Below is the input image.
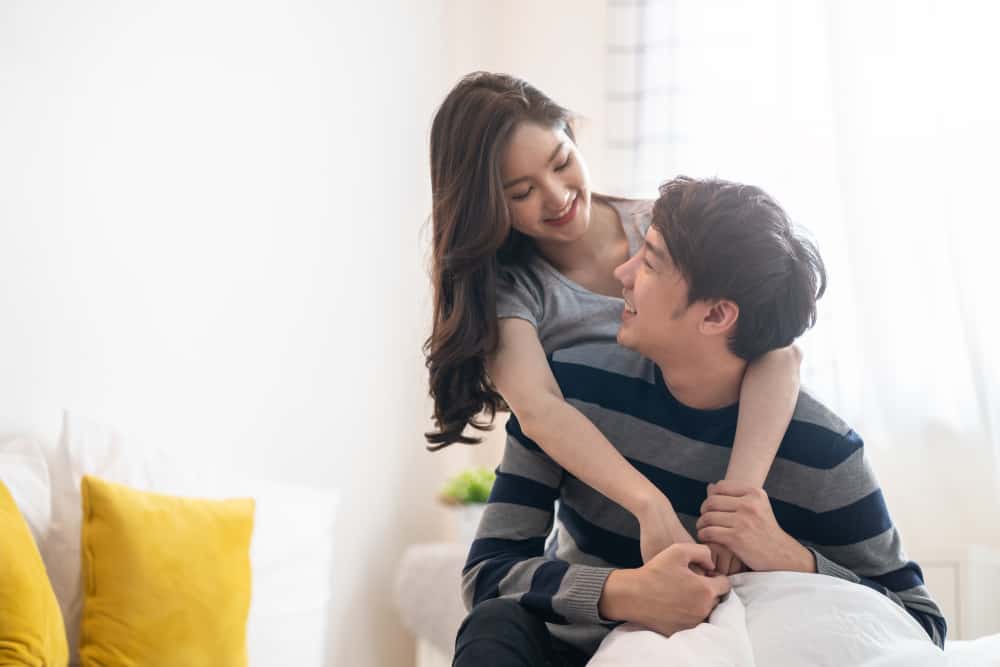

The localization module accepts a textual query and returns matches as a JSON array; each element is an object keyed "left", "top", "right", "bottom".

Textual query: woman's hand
[
  {"left": 707, "top": 543, "right": 746, "bottom": 575},
  {"left": 696, "top": 481, "right": 814, "bottom": 573},
  {"left": 636, "top": 493, "right": 695, "bottom": 564}
]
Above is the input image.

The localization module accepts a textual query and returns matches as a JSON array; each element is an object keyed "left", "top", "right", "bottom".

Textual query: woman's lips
[{"left": 543, "top": 195, "right": 578, "bottom": 227}]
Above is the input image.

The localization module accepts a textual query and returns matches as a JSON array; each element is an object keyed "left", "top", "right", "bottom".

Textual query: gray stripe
[
  {"left": 809, "top": 528, "right": 904, "bottom": 572},
  {"left": 562, "top": 476, "right": 638, "bottom": 539},
  {"left": 497, "top": 559, "right": 546, "bottom": 599},
  {"left": 568, "top": 400, "right": 878, "bottom": 513},
  {"left": 551, "top": 344, "right": 654, "bottom": 382},
  {"left": 461, "top": 560, "right": 486, "bottom": 609},
  {"left": 555, "top": 566, "right": 614, "bottom": 625},
  {"left": 498, "top": 435, "right": 563, "bottom": 489},
  {"left": 476, "top": 502, "right": 553, "bottom": 541},
  {"left": 550, "top": 349, "right": 851, "bottom": 442},
  {"left": 553, "top": 522, "right": 617, "bottom": 568},
  {"left": 897, "top": 590, "right": 944, "bottom": 618},
  {"left": 794, "top": 390, "right": 852, "bottom": 436}
]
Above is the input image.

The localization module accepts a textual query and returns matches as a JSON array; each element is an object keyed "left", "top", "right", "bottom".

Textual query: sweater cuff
[
  {"left": 808, "top": 547, "right": 860, "bottom": 584},
  {"left": 560, "top": 566, "right": 616, "bottom": 625}
]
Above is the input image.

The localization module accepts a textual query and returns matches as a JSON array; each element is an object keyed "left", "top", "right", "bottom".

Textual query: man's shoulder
[
  {"left": 780, "top": 389, "right": 866, "bottom": 471},
  {"left": 792, "top": 388, "right": 854, "bottom": 439}
]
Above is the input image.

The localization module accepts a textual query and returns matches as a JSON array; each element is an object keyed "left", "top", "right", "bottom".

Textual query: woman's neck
[{"left": 536, "top": 197, "right": 627, "bottom": 278}]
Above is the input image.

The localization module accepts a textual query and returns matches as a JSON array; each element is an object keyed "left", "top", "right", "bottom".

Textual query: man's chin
[{"left": 616, "top": 327, "right": 638, "bottom": 351}]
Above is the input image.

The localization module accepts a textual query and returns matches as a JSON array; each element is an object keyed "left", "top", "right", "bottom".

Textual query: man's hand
[
  {"left": 599, "top": 543, "right": 732, "bottom": 638},
  {"left": 636, "top": 494, "right": 695, "bottom": 564},
  {"left": 707, "top": 543, "right": 745, "bottom": 576},
  {"left": 696, "top": 481, "right": 815, "bottom": 573}
]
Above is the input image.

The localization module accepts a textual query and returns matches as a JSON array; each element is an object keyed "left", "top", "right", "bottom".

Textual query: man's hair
[{"left": 651, "top": 176, "right": 827, "bottom": 360}]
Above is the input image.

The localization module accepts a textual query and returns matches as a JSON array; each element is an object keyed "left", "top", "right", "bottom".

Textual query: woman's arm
[
  {"left": 489, "top": 318, "right": 691, "bottom": 561},
  {"left": 707, "top": 344, "right": 802, "bottom": 574},
  {"left": 727, "top": 344, "right": 803, "bottom": 485}
]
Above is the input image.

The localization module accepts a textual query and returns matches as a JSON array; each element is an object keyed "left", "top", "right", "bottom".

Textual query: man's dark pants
[{"left": 453, "top": 599, "right": 592, "bottom": 667}]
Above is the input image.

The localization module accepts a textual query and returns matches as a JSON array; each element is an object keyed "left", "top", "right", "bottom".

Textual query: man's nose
[{"left": 614, "top": 254, "right": 636, "bottom": 288}]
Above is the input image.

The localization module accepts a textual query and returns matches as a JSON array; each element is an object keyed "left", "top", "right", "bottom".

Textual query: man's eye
[
  {"left": 512, "top": 188, "right": 532, "bottom": 201},
  {"left": 554, "top": 155, "right": 572, "bottom": 172}
]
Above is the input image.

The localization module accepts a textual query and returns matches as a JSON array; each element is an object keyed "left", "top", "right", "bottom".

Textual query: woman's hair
[{"left": 424, "top": 72, "right": 575, "bottom": 450}]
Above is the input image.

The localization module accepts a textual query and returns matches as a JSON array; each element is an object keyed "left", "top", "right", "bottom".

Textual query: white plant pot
[{"left": 455, "top": 503, "right": 487, "bottom": 544}]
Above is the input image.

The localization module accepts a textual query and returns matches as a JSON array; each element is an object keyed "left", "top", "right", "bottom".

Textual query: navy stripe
[
  {"left": 558, "top": 503, "right": 642, "bottom": 568},
  {"left": 867, "top": 562, "right": 925, "bottom": 592},
  {"left": 464, "top": 536, "right": 546, "bottom": 574},
  {"left": 472, "top": 556, "right": 520, "bottom": 606},
  {"left": 520, "top": 560, "right": 570, "bottom": 624},
  {"left": 908, "top": 607, "right": 947, "bottom": 646},
  {"left": 489, "top": 471, "right": 558, "bottom": 511},
  {"left": 857, "top": 576, "right": 889, "bottom": 596},
  {"left": 506, "top": 415, "right": 542, "bottom": 452},
  {"left": 630, "top": 459, "right": 711, "bottom": 517},
  {"left": 550, "top": 360, "right": 862, "bottom": 469},
  {"left": 772, "top": 489, "right": 894, "bottom": 546},
  {"left": 632, "top": 458, "right": 892, "bottom": 547}
]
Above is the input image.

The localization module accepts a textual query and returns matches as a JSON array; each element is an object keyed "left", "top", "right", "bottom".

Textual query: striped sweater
[{"left": 461, "top": 343, "right": 946, "bottom": 654}]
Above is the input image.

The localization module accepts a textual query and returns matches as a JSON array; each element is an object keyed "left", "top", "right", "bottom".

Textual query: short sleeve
[{"left": 495, "top": 264, "right": 544, "bottom": 327}]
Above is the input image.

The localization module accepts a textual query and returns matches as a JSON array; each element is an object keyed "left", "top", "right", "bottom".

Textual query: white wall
[
  {"left": 1, "top": 2, "right": 450, "bottom": 665},
  {"left": 6, "top": 1, "right": 986, "bottom": 663}
]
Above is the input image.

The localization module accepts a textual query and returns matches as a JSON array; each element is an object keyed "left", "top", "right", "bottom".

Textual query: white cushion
[
  {"left": 0, "top": 435, "right": 52, "bottom": 546},
  {"left": 43, "top": 410, "right": 339, "bottom": 667},
  {"left": 588, "top": 571, "right": 945, "bottom": 667}
]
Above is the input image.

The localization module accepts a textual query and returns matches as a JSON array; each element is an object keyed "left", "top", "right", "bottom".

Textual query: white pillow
[
  {"left": 0, "top": 435, "right": 52, "bottom": 546},
  {"left": 43, "top": 410, "right": 339, "bottom": 667},
  {"left": 589, "top": 571, "right": 944, "bottom": 667}
]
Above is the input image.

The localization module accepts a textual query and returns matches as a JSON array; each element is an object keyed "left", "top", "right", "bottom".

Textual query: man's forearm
[
  {"left": 597, "top": 569, "right": 635, "bottom": 622},
  {"left": 789, "top": 541, "right": 817, "bottom": 573}
]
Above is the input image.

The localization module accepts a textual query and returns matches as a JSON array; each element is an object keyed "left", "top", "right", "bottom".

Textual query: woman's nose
[{"left": 542, "top": 181, "right": 569, "bottom": 213}]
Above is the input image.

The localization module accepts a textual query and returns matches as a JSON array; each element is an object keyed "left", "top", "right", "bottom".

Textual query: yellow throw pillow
[
  {"left": 0, "top": 480, "right": 69, "bottom": 667},
  {"left": 79, "top": 475, "right": 254, "bottom": 667}
]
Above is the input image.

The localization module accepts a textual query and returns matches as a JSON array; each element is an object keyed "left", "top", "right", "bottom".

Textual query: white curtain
[{"left": 605, "top": 0, "right": 1000, "bottom": 477}]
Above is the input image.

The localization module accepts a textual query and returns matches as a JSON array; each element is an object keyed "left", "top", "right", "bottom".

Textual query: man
[{"left": 453, "top": 177, "right": 945, "bottom": 667}]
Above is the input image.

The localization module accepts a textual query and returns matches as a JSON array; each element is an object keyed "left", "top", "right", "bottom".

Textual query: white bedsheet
[{"left": 588, "top": 571, "right": 998, "bottom": 667}]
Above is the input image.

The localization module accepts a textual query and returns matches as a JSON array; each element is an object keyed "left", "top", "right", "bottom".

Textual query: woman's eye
[
  {"left": 511, "top": 188, "right": 532, "bottom": 201},
  {"left": 554, "top": 155, "right": 572, "bottom": 172}
]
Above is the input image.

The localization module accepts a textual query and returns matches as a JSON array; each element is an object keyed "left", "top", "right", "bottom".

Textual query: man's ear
[{"left": 699, "top": 299, "right": 739, "bottom": 336}]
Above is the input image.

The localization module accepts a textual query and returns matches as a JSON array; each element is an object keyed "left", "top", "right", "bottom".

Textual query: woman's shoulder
[{"left": 596, "top": 194, "right": 654, "bottom": 231}]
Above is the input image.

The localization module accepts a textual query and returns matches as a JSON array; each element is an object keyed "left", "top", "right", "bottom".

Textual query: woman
[{"left": 424, "top": 72, "right": 801, "bottom": 572}]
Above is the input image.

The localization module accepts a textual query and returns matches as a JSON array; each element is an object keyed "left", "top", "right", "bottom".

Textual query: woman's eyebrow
[{"left": 503, "top": 142, "right": 567, "bottom": 189}]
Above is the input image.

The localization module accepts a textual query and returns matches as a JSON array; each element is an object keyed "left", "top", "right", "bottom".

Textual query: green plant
[{"left": 439, "top": 466, "right": 495, "bottom": 505}]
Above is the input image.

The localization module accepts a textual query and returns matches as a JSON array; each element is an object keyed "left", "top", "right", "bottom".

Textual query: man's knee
[
  {"left": 454, "top": 598, "right": 550, "bottom": 664},
  {"left": 458, "top": 598, "right": 540, "bottom": 636}
]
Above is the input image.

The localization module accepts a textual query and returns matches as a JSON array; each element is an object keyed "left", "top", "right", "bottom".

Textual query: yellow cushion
[
  {"left": 0, "top": 480, "right": 69, "bottom": 667},
  {"left": 79, "top": 475, "right": 254, "bottom": 667}
]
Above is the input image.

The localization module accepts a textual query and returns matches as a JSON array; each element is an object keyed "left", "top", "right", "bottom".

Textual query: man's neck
[{"left": 652, "top": 348, "right": 748, "bottom": 411}]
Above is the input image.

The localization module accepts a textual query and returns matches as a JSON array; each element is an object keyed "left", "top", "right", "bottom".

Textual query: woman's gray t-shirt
[{"left": 495, "top": 197, "right": 654, "bottom": 353}]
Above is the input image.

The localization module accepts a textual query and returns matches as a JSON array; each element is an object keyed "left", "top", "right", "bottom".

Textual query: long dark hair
[{"left": 424, "top": 72, "right": 575, "bottom": 450}]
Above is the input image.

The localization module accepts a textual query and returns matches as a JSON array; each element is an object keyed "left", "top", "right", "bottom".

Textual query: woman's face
[{"left": 500, "top": 122, "right": 592, "bottom": 244}]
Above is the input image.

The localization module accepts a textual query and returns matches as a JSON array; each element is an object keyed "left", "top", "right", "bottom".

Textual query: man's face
[{"left": 614, "top": 227, "right": 701, "bottom": 356}]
